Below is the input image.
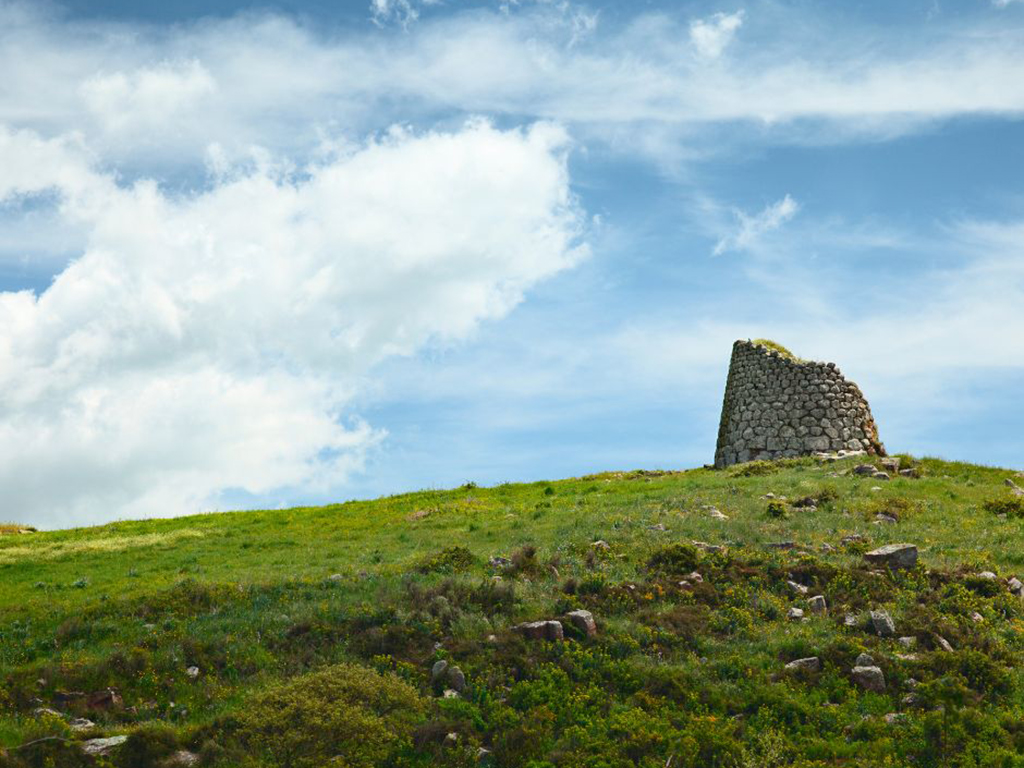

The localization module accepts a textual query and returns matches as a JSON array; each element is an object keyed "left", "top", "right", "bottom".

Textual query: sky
[{"left": 1, "top": 0, "right": 1023, "bottom": 530}]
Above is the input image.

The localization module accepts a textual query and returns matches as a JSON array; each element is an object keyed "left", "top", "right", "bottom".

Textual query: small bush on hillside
[
  {"left": 236, "top": 663, "right": 427, "bottom": 768},
  {"left": 983, "top": 497, "right": 1024, "bottom": 519},
  {"left": 729, "top": 460, "right": 778, "bottom": 477},
  {"left": 866, "top": 496, "right": 921, "bottom": 521},
  {"left": 508, "top": 544, "right": 540, "bottom": 576},
  {"left": 647, "top": 543, "right": 701, "bottom": 574},
  {"left": 417, "top": 546, "right": 476, "bottom": 574},
  {"left": 115, "top": 723, "right": 179, "bottom": 768},
  {"left": 765, "top": 501, "right": 788, "bottom": 519}
]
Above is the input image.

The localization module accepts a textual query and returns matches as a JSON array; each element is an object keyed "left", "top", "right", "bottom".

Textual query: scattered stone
[
  {"left": 565, "top": 609, "right": 597, "bottom": 638},
  {"left": 853, "top": 464, "right": 877, "bottom": 476},
  {"left": 68, "top": 718, "right": 95, "bottom": 732},
  {"left": 767, "top": 541, "right": 796, "bottom": 550},
  {"left": 443, "top": 689, "right": 459, "bottom": 699},
  {"left": 785, "top": 657, "right": 821, "bottom": 672},
  {"left": 489, "top": 556, "right": 512, "bottom": 568},
  {"left": 185, "top": 666, "right": 200, "bottom": 680},
  {"left": 971, "top": 611, "right": 984, "bottom": 623},
  {"left": 514, "top": 620, "right": 564, "bottom": 642},
  {"left": 33, "top": 707, "right": 63, "bottom": 718},
  {"left": 81, "top": 736, "right": 128, "bottom": 756},
  {"left": 874, "top": 514, "right": 898, "bottom": 525},
  {"left": 870, "top": 610, "right": 896, "bottom": 637},
  {"left": 486, "top": 634, "right": 498, "bottom": 644},
  {"left": 872, "top": 471, "right": 890, "bottom": 481},
  {"left": 686, "top": 571, "right": 703, "bottom": 583},
  {"left": 899, "top": 468, "right": 917, "bottom": 478},
  {"left": 692, "top": 541, "right": 726, "bottom": 554},
  {"left": 880, "top": 458, "right": 901, "bottom": 473},
  {"left": 787, "top": 607, "right": 805, "bottom": 621},
  {"left": 707, "top": 508, "right": 729, "bottom": 520},
  {"left": 87, "top": 688, "right": 122, "bottom": 711},
  {"left": 895, "top": 653, "right": 919, "bottom": 661},
  {"left": 53, "top": 690, "right": 86, "bottom": 704},
  {"left": 841, "top": 534, "right": 866, "bottom": 546},
  {"left": 898, "top": 636, "right": 917, "bottom": 649},
  {"left": 901, "top": 693, "right": 922, "bottom": 708},
  {"left": 856, "top": 652, "right": 875, "bottom": 667},
  {"left": 1008, "top": 577, "right": 1024, "bottom": 596},
  {"left": 851, "top": 666, "right": 886, "bottom": 692},
  {"left": 977, "top": 571, "right": 998, "bottom": 581},
  {"left": 787, "top": 580, "right": 809, "bottom": 595},
  {"left": 884, "top": 712, "right": 905, "bottom": 725},
  {"left": 431, "top": 660, "right": 449, "bottom": 682},
  {"left": 864, "top": 544, "right": 918, "bottom": 570},
  {"left": 478, "top": 747, "right": 492, "bottom": 761},
  {"left": 935, "top": 635, "right": 954, "bottom": 652},
  {"left": 647, "top": 523, "right": 668, "bottom": 532},
  {"left": 871, "top": 486, "right": 883, "bottom": 492},
  {"left": 762, "top": 493, "right": 776, "bottom": 499},
  {"left": 844, "top": 613, "right": 860, "bottom": 628},
  {"left": 820, "top": 543, "right": 836, "bottom": 553},
  {"left": 906, "top": 678, "right": 919, "bottom": 688},
  {"left": 165, "top": 751, "right": 200, "bottom": 767},
  {"left": 808, "top": 595, "right": 827, "bottom": 615},
  {"left": 444, "top": 732, "right": 460, "bottom": 747},
  {"left": 328, "top": 573, "right": 343, "bottom": 581},
  {"left": 1005, "top": 478, "right": 1024, "bottom": 497},
  {"left": 591, "top": 540, "right": 610, "bottom": 551},
  {"left": 448, "top": 666, "right": 466, "bottom": 693}
]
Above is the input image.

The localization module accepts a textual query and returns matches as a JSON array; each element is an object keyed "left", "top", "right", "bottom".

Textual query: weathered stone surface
[
  {"left": 81, "top": 736, "right": 128, "bottom": 756},
  {"left": 431, "top": 660, "right": 449, "bottom": 682},
  {"left": 935, "top": 635, "right": 954, "bottom": 652},
  {"left": 566, "top": 609, "right": 597, "bottom": 638},
  {"left": 807, "top": 595, "right": 827, "bottom": 615},
  {"left": 856, "top": 652, "right": 875, "bottom": 667},
  {"left": 514, "top": 620, "right": 563, "bottom": 641},
  {"left": 870, "top": 609, "right": 897, "bottom": 637},
  {"left": 864, "top": 544, "right": 918, "bottom": 570},
  {"left": 714, "top": 341, "right": 884, "bottom": 467},
  {"left": 851, "top": 666, "right": 886, "bottom": 692},
  {"left": 1008, "top": 577, "right": 1024, "bottom": 596},
  {"left": 785, "top": 657, "right": 821, "bottom": 672},
  {"left": 787, "top": 607, "right": 805, "bottom": 621}
]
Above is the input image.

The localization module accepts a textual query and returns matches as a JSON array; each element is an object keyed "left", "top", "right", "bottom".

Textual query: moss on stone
[{"left": 751, "top": 338, "right": 801, "bottom": 361}]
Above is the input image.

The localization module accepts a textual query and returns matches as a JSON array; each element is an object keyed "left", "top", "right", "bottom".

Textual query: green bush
[
  {"left": 647, "top": 543, "right": 701, "bottom": 574},
  {"left": 982, "top": 497, "right": 1024, "bottom": 518},
  {"left": 765, "top": 501, "right": 788, "bottom": 519},
  {"left": 417, "top": 546, "right": 476, "bottom": 574},
  {"left": 115, "top": 723, "right": 179, "bottom": 768},
  {"left": 237, "top": 662, "right": 427, "bottom": 768}
]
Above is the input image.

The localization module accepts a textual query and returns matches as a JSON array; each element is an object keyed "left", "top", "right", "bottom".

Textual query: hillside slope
[{"left": 2, "top": 455, "right": 1024, "bottom": 767}]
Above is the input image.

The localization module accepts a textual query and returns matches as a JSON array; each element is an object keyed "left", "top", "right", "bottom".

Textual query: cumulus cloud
[
  {"left": 0, "top": 120, "right": 587, "bottom": 527},
  {"left": 712, "top": 194, "right": 799, "bottom": 255},
  {"left": 689, "top": 10, "right": 745, "bottom": 58}
]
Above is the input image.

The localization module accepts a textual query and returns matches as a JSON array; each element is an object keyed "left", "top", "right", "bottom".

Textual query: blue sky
[{"left": 1, "top": 0, "right": 1023, "bottom": 528}]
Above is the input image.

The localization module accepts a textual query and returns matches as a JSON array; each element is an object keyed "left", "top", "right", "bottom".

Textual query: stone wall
[{"left": 714, "top": 340, "right": 885, "bottom": 468}]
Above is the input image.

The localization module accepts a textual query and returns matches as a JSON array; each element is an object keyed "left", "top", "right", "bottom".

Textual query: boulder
[
  {"left": 81, "top": 736, "right": 128, "bottom": 756},
  {"left": 785, "top": 657, "right": 821, "bottom": 673},
  {"left": 87, "top": 688, "right": 122, "bottom": 711},
  {"left": 898, "top": 636, "right": 917, "bottom": 649},
  {"left": 448, "top": 666, "right": 466, "bottom": 693},
  {"left": 872, "top": 471, "right": 891, "bottom": 481},
  {"left": 977, "top": 571, "right": 998, "bottom": 581},
  {"left": 163, "top": 751, "right": 200, "bottom": 767},
  {"left": 787, "top": 580, "right": 809, "bottom": 595},
  {"left": 870, "top": 609, "right": 896, "bottom": 637},
  {"left": 853, "top": 464, "right": 877, "bottom": 476},
  {"left": 851, "top": 666, "right": 886, "bottom": 692},
  {"left": 1005, "top": 479, "right": 1024, "bottom": 497},
  {"left": 807, "top": 595, "right": 827, "bottom": 615},
  {"left": 1008, "top": 577, "right": 1024, "bottom": 596},
  {"left": 935, "top": 635, "right": 954, "bottom": 652},
  {"left": 431, "top": 660, "right": 449, "bottom": 683},
  {"left": 856, "top": 652, "right": 874, "bottom": 667},
  {"left": 787, "top": 607, "right": 805, "bottom": 621},
  {"left": 864, "top": 544, "right": 918, "bottom": 570},
  {"left": 686, "top": 571, "right": 703, "bottom": 583},
  {"left": 565, "top": 609, "right": 597, "bottom": 638},
  {"left": 68, "top": 718, "right": 94, "bottom": 732},
  {"left": 514, "top": 620, "right": 563, "bottom": 641},
  {"left": 185, "top": 666, "right": 200, "bottom": 680}
]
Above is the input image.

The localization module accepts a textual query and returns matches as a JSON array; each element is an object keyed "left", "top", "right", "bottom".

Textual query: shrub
[
  {"left": 751, "top": 339, "right": 800, "bottom": 361},
  {"left": 115, "top": 724, "right": 179, "bottom": 768},
  {"left": 417, "top": 546, "right": 476, "bottom": 574},
  {"left": 647, "top": 543, "right": 701, "bottom": 574},
  {"left": 237, "top": 662, "right": 427, "bottom": 768},
  {"left": 729, "top": 460, "right": 778, "bottom": 477},
  {"left": 765, "top": 501, "right": 788, "bottom": 519},
  {"left": 983, "top": 497, "right": 1024, "bottom": 519}
]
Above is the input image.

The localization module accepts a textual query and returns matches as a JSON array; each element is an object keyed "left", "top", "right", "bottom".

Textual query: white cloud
[
  {"left": 2, "top": 2, "right": 1023, "bottom": 175},
  {"left": 0, "top": 120, "right": 587, "bottom": 527},
  {"left": 993, "top": 0, "right": 1022, "bottom": 7},
  {"left": 712, "top": 194, "right": 799, "bottom": 255},
  {"left": 689, "top": 10, "right": 745, "bottom": 59}
]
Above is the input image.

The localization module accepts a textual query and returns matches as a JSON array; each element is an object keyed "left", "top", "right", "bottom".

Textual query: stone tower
[{"left": 714, "top": 340, "right": 884, "bottom": 468}]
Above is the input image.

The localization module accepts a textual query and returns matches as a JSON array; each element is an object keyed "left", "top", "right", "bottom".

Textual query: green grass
[
  {"left": 1, "top": 456, "right": 1024, "bottom": 767},
  {"left": 751, "top": 338, "right": 802, "bottom": 361}
]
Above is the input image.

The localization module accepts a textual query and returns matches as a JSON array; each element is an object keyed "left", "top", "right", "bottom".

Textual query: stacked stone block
[{"left": 714, "top": 340, "right": 885, "bottom": 468}]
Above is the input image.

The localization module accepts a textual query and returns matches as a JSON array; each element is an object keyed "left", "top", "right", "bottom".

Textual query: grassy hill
[{"left": 2, "top": 454, "right": 1024, "bottom": 767}]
